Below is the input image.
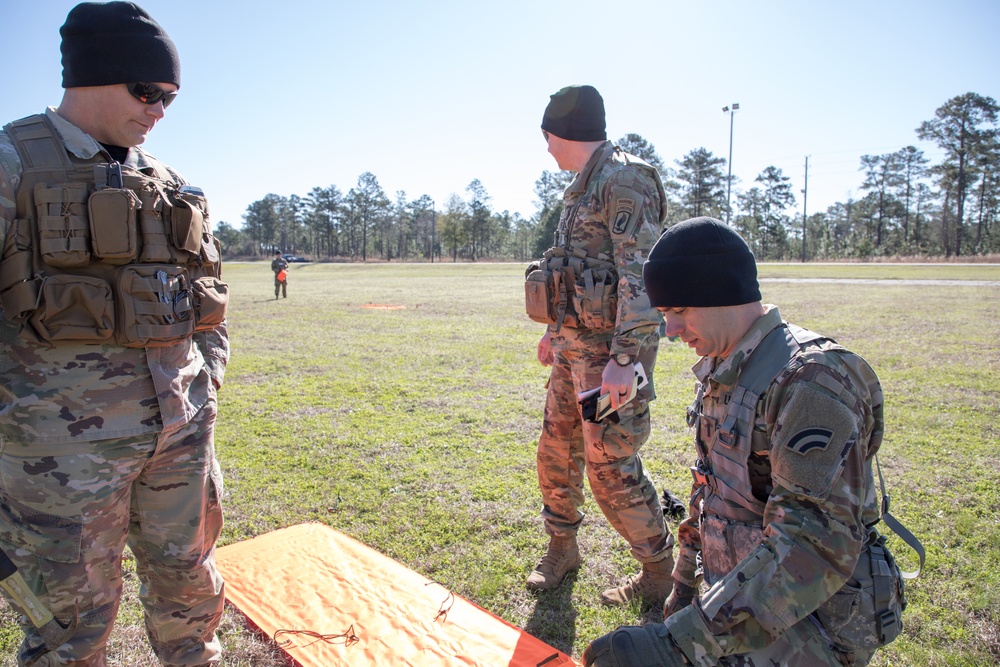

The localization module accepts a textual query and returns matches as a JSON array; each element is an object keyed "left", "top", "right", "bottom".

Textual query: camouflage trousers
[
  {"left": 0, "top": 399, "right": 225, "bottom": 667},
  {"left": 274, "top": 276, "right": 287, "bottom": 298},
  {"left": 536, "top": 336, "right": 673, "bottom": 562},
  {"left": 715, "top": 615, "right": 876, "bottom": 667}
]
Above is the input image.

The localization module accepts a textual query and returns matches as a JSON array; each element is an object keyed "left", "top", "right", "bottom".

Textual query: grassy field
[{"left": 2, "top": 261, "right": 998, "bottom": 666}]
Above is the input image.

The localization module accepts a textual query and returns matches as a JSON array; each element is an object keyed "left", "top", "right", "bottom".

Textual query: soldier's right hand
[
  {"left": 582, "top": 624, "right": 688, "bottom": 667},
  {"left": 663, "top": 580, "right": 698, "bottom": 619},
  {"left": 537, "top": 330, "right": 554, "bottom": 367}
]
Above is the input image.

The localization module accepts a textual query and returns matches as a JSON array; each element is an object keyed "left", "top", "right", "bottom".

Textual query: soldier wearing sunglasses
[{"left": 0, "top": 3, "right": 228, "bottom": 665}]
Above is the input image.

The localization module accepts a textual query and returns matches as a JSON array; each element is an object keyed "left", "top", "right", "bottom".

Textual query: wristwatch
[{"left": 613, "top": 353, "right": 634, "bottom": 367}]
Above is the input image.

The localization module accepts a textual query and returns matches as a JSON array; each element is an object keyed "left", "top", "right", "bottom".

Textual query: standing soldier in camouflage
[
  {"left": 524, "top": 85, "right": 675, "bottom": 608},
  {"left": 583, "top": 217, "right": 907, "bottom": 666},
  {"left": 272, "top": 250, "right": 289, "bottom": 299},
  {"left": 0, "top": 3, "right": 229, "bottom": 665}
]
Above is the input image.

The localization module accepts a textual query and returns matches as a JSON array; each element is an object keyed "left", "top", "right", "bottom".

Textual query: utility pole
[
  {"left": 722, "top": 103, "right": 739, "bottom": 225},
  {"left": 801, "top": 156, "right": 809, "bottom": 262},
  {"left": 430, "top": 201, "right": 436, "bottom": 263}
]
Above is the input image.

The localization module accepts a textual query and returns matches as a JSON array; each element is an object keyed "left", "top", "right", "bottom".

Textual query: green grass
[
  {"left": 2, "top": 261, "right": 998, "bottom": 666},
  {"left": 757, "top": 262, "right": 1000, "bottom": 281}
]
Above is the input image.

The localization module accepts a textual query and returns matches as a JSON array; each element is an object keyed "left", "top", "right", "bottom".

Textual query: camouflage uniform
[
  {"left": 0, "top": 108, "right": 228, "bottom": 666},
  {"left": 271, "top": 255, "right": 288, "bottom": 298},
  {"left": 664, "top": 305, "right": 903, "bottom": 666},
  {"left": 539, "top": 141, "right": 673, "bottom": 563}
]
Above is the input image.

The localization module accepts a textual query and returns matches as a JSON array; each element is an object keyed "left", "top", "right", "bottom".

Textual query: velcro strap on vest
[
  {"left": 582, "top": 270, "right": 602, "bottom": 325},
  {"left": 0, "top": 278, "right": 42, "bottom": 320},
  {"left": 875, "top": 454, "right": 925, "bottom": 579},
  {"left": 34, "top": 185, "right": 89, "bottom": 206},
  {"left": 40, "top": 235, "right": 89, "bottom": 256},
  {"left": 136, "top": 320, "right": 193, "bottom": 340},
  {"left": 718, "top": 385, "right": 760, "bottom": 447}
]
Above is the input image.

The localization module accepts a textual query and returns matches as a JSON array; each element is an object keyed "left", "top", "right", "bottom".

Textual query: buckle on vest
[
  {"left": 686, "top": 405, "right": 698, "bottom": 428},
  {"left": 691, "top": 461, "right": 711, "bottom": 487},
  {"left": 876, "top": 609, "right": 897, "bottom": 643}
]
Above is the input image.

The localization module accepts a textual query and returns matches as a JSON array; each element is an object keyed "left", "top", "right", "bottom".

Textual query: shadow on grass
[{"left": 523, "top": 569, "right": 579, "bottom": 656}]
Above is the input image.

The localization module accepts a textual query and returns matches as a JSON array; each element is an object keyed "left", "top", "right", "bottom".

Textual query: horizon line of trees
[{"left": 215, "top": 92, "right": 999, "bottom": 262}]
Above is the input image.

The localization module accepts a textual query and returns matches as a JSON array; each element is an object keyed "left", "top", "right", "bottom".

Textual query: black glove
[
  {"left": 660, "top": 488, "right": 688, "bottom": 521},
  {"left": 663, "top": 580, "right": 698, "bottom": 619},
  {"left": 582, "top": 624, "right": 687, "bottom": 667}
]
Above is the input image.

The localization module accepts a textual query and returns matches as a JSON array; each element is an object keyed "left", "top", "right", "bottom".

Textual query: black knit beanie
[
  {"left": 60, "top": 2, "right": 180, "bottom": 89},
  {"left": 541, "top": 85, "right": 607, "bottom": 142},
  {"left": 643, "top": 217, "right": 761, "bottom": 308}
]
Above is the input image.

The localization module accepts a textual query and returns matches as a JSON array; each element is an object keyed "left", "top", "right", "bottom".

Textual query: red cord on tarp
[
  {"left": 425, "top": 581, "right": 455, "bottom": 623},
  {"left": 273, "top": 624, "right": 359, "bottom": 648}
]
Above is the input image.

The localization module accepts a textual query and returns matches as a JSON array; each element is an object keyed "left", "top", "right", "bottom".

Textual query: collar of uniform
[
  {"left": 567, "top": 140, "right": 614, "bottom": 194},
  {"left": 709, "top": 305, "right": 784, "bottom": 387},
  {"left": 45, "top": 107, "right": 104, "bottom": 161}
]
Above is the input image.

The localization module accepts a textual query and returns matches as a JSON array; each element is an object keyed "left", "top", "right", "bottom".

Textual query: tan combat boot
[
  {"left": 525, "top": 535, "right": 581, "bottom": 591},
  {"left": 600, "top": 553, "right": 675, "bottom": 607}
]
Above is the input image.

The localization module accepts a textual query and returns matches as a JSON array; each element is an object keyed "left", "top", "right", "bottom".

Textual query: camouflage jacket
[
  {"left": 668, "top": 305, "right": 885, "bottom": 658},
  {"left": 0, "top": 108, "right": 229, "bottom": 444},
  {"left": 547, "top": 141, "right": 666, "bottom": 359}
]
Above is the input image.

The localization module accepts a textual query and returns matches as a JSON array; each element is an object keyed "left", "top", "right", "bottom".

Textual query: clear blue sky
[{"left": 4, "top": 1, "right": 998, "bottom": 229}]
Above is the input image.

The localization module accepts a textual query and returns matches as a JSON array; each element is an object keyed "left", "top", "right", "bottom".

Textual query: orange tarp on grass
[{"left": 215, "top": 523, "right": 579, "bottom": 667}]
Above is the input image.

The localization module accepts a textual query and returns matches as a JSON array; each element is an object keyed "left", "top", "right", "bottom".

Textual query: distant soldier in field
[
  {"left": 272, "top": 250, "right": 289, "bottom": 299},
  {"left": 583, "top": 217, "right": 907, "bottom": 667},
  {"left": 0, "top": 2, "right": 229, "bottom": 665},
  {"left": 524, "top": 84, "right": 675, "bottom": 608}
]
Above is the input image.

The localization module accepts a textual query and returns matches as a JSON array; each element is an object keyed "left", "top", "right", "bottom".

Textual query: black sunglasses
[{"left": 126, "top": 82, "right": 178, "bottom": 108}]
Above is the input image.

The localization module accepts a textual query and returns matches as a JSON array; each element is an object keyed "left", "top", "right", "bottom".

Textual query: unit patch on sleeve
[
  {"left": 610, "top": 186, "right": 642, "bottom": 239},
  {"left": 785, "top": 427, "right": 834, "bottom": 454},
  {"left": 613, "top": 199, "right": 635, "bottom": 234},
  {"left": 772, "top": 383, "right": 857, "bottom": 498}
]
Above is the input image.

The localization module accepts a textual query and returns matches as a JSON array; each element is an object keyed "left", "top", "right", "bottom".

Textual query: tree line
[{"left": 217, "top": 92, "right": 999, "bottom": 262}]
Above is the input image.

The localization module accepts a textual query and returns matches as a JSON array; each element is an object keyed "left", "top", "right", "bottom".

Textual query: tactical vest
[
  {"left": 689, "top": 322, "right": 910, "bottom": 649},
  {"left": 0, "top": 114, "right": 228, "bottom": 348},
  {"left": 689, "top": 323, "right": 829, "bottom": 526},
  {"left": 524, "top": 148, "right": 666, "bottom": 331}
]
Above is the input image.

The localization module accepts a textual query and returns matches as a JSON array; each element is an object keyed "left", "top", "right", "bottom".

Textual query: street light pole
[
  {"left": 722, "top": 103, "right": 739, "bottom": 225},
  {"left": 801, "top": 155, "right": 809, "bottom": 262}
]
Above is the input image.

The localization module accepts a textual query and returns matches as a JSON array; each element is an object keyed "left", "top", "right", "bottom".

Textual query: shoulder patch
[
  {"left": 609, "top": 185, "right": 642, "bottom": 239},
  {"left": 785, "top": 427, "right": 834, "bottom": 454},
  {"left": 613, "top": 198, "right": 635, "bottom": 235},
  {"left": 772, "top": 383, "right": 858, "bottom": 498}
]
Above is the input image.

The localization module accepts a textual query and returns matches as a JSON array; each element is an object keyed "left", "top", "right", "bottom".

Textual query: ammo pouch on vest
[
  {"left": 88, "top": 187, "right": 140, "bottom": 264},
  {"left": 115, "top": 265, "right": 194, "bottom": 346},
  {"left": 813, "top": 534, "right": 906, "bottom": 651},
  {"left": 26, "top": 274, "right": 115, "bottom": 344},
  {"left": 524, "top": 247, "right": 616, "bottom": 331},
  {"left": 524, "top": 260, "right": 558, "bottom": 325},
  {"left": 191, "top": 276, "right": 228, "bottom": 331}
]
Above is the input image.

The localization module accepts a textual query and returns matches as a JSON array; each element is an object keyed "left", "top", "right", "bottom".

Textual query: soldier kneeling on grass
[{"left": 584, "top": 217, "right": 908, "bottom": 667}]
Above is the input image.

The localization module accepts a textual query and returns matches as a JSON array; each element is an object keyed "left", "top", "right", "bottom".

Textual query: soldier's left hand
[
  {"left": 601, "top": 359, "right": 634, "bottom": 410},
  {"left": 582, "top": 624, "right": 688, "bottom": 666}
]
